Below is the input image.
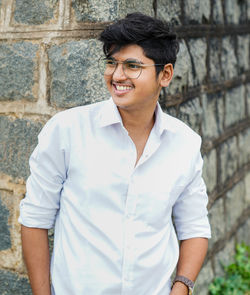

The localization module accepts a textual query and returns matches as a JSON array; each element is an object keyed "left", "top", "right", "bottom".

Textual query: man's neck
[{"left": 118, "top": 103, "right": 156, "bottom": 136}]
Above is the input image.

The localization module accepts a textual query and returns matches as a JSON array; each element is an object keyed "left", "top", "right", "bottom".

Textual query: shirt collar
[
  {"left": 98, "top": 98, "right": 177, "bottom": 134},
  {"left": 98, "top": 98, "right": 123, "bottom": 128}
]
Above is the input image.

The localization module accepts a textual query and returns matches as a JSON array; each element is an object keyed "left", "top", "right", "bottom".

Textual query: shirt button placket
[{"left": 122, "top": 175, "right": 136, "bottom": 294}]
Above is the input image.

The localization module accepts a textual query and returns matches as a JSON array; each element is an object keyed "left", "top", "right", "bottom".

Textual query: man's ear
[{"left": 159, "top": 63, "right": 174, "bottom": 87}]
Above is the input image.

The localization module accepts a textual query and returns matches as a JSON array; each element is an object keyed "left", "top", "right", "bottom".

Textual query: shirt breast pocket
[{"left": 136, "top": 185, "right": 185, "bottom": 230}]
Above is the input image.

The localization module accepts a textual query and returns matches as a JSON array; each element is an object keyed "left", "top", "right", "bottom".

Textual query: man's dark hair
[{"left": 99, "top": 12, "right": 179, "bottom": 76}]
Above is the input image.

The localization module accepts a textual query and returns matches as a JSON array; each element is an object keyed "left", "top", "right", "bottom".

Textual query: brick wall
[{"left": 0, "top": 0, "right": 249, "bottom": 294}]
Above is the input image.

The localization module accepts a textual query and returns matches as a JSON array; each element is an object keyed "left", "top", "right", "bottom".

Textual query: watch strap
[{"left": 172, "top": 275, "right": 194, "bottom": 294}]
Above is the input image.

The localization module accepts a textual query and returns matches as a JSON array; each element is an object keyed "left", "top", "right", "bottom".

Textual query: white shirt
[{"left": 19, "top": 98, "right": 211, "bottom": 295}]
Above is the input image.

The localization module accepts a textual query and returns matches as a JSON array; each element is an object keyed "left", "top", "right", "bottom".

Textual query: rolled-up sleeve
[
  {"left": 173, "top": 142, "right": 211, "bottom": 241},
  {"left": 19, "top": 115, "right": 68, "bottom": 229}
]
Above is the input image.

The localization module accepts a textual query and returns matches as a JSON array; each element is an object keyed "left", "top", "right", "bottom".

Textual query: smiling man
[{"left": 19, "top": 13, "right": 211, "bottom": 295}]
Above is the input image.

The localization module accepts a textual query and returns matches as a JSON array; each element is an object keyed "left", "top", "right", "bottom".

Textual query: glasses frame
[{"left": 98, "top": 57, "right": 165, "bottom": 79}]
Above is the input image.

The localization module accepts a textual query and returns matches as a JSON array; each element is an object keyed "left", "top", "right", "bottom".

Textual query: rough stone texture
[
  {"left": 13, "top": 0, "right": 58, "bottom": 25},
  {"left": 178, "top": 97, "right": 202, "bottom": 134},
  {"left": 72, "top": 0, "right": 119, "bottom": 22},
  {"left": 221, "top": 37, "right": 238, "bottom": 81},
  {"left": 225, "top": 86, "right": 245, "bottom": 128},
  {"left": 245, "top": 172, "right": 250, "bottom": 206},
  {"left": 0, "top": 116, "right": 42, "bottom": 180},
  {"left": 208, "top": 198, "right": 225, "bottom": 245},
  {"left": 0, "top": 42, "right": 38, "bottom": 101},
  {"left": 118, "top": 0, "right": 154, "bottom": 18},
  {"left": 202, "top": 149, "right": 217, "bottom": 193},
  {"left": 201, "top": 92, "right": 224, "bottom": 139},
  {"left": 237, "top": 219, "right": 250, "bottom": 245},
  {"left": 194, "top": 261, "right": 214, "bottom": 295},
  {"left": 72, "top": 0, "right": 154, "bottom": 22},
  {"left": 237, "top": 35, "right": 250, "bottom": 73},
  {"left": 239, "top": 128, "right": 250, "bottom": 167},
  {"left": 219, "top": 136, "right": 238, "bottom": 183},
  {"left": 212, "top": 0, "right": 224, "bottom": 24},
  {"left": 225, "top": 181, "right": 245, "bottom": 232},
  {"left": 0, "top": 270, "right": 32, "bottom": 295},
  {"left": 224, "top": 0, "right": 241, "bottom": 24},
  {"left": 214, "top": 237, "right": 235, "bottom": 277},
  {"left": 166, "top": 40, "right": 194, "bottom": 95},
  {"left": 188, "top": 38, "right": 207, "bottom": 85},
  {"left": 209, "top": 38, "right": 221, "bottom": 82},
  {"left": 247, "top": 83, "right": 250, "bottom": 116},
  {"left": 157, "top": 0, "right": 182, "bottom": 25},
  {"left": 184, "top": 0, "right": 210, "bottom": 24},
  {"left": 48, "top": 39, "right": 110, "bottom": 108},
  {"left": 0, "top": 192, "right": 11, "bottom": 251}
]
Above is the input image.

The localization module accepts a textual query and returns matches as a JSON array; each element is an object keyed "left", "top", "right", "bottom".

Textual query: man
[{"left": 19, "top": 13, "right": 211, "bottom": 295}]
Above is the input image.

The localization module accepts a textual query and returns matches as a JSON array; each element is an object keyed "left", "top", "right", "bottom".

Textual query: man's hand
[{"left": 170, "top": 281, "right": 189, "bottom": 295}]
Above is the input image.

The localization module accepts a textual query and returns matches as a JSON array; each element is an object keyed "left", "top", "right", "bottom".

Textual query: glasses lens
[
  {"left": 123, "top": 62, "right": 142, "bottom": 79},
  {"left": 98, "top": 58, "right": 116, "bottom": 76}
]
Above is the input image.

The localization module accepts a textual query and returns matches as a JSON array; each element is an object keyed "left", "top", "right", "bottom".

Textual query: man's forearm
[
  {"left": 170, "top": 237, "right": 208, "bottom": 295},
  {"left": 21, "top": 225, "right": 51, "bottom": 295}
]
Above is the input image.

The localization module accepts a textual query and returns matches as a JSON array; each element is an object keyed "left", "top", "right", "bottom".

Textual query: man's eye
[
  {"left": 106, "top": 60, "right": 116, "bottom": 66},
  {"left": 126, "top": 63, "right": 141, "bottom": 69}
]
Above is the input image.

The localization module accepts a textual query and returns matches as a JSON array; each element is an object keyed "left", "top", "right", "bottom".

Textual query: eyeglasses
[{"left": 98, "top": 57, "right": 165, "bottom": 79}]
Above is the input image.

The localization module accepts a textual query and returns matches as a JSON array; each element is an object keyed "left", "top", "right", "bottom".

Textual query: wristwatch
[{"left": 172, "top": 275, "right": 194, "bottom": 295}]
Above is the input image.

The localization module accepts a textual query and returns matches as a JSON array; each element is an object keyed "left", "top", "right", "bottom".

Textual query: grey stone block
[
  {"left": 72, "top": 0, "right": 119, "bottom": 22},
  {"left": 201, "top": 92, "right": 224, "bottom": 139},
  {"left": 212, "top": 0, "right": 224, "bottom": 24},
  {"left": 237, "top": 35, "right": 250, "bottom": 73},
  {"left": 188, "top": 38, "right": 207, "bottom": 85},
  {"left": 225, "top": 86, "right": 245, "bottom": 128},
  {"left": 247, "top": 83, "right": 250, "bottom": 116},
  {"left": 0, "top": 42, "right": 38, "bottom": 101},
  {"left": 119, "top": 0, "right": 154, "bottom": 18},
  {"left": 167, "top": 40, "right": 194, "bottom": 95},
  {"left": 14, "top": 0, "right": 58, "bottom": 25},
  {"left": 48, "top": 39, "right": 110, "bottom": 108},
  {"left": 0, "top": 192, "right": 11, "bottom": 251},
  {"left": 178, "top": 97, "right": 202, "bottom": 134},
  {"left": 0, "top": 116, "right": 42, "bottom": 180},
  {"left": 194, "top": 261, "right": 214, "bottom": 295},
  {"left": 245, "top": 172, "right": 250, "bottom": 206},
  {"left": 239, "top": 128, "right": 250, "bottom": 167},
  {"left": 48, "top": 228, "right": 54, "bottom": 256},
  {"left": 225, "top": 181, "right": 245, "bottom": 231},
  {"left": 0, "top": 270, "right": 32, "bottom": 295},
  {"left": 209, "top": 38, "right": 221, "bottom": 82},
  {"left": 202, "top": 149, "right": 217, "bottom": 193},
  {"left": 72, "top": 0, "right": 154, "bottom": 22},
  {"left": 184, "top": 0, "right": 210, "bottom": 24},
  {"left": 221, "top": 37, "right": 238, "bottom": 81},
  {"left": 208, "top": 198, "right": 225, "bottom": 245},
  {"left": 214, "top": 238, "right": 235, "bottom": 277},
  {"left": 219, "top": 136, "right": 238, "bottom": 183},
  {"left": 237, "top": 219, "right": 250, "bottom": 245},
  {"left": 157, "top": 0, "right": 181, "bottom": 25},
  {"left": 165, "top": 106, "right": 177, "bottom": 117},
  {"left": 224, "top": 0, "right": 241, "bottom": 24}
]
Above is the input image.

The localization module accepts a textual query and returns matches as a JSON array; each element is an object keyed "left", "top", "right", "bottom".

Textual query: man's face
[{"left": 104, "top": 44, "right": 163, "bottom": 112}]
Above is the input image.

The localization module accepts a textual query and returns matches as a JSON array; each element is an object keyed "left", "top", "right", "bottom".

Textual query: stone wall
[{"left": 0, "top": 0, "right": 249, "bottom": 294}]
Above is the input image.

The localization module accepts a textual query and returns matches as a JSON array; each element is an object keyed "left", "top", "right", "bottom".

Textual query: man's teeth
[{"left": 116, "top": 85, "right": 132, "bottom": 91}]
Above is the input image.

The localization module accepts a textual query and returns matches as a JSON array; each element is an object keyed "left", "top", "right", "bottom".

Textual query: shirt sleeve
[
  {"left": 172, "top": 139, "right": 211, "bottom": 241},
  {"left": 18, "top": 115, "right": 68, "bottom": 229}
]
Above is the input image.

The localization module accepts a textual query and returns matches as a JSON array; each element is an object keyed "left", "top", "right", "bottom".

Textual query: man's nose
[{"left": 112, "top": 63, "right": 126, "bottom": 80}]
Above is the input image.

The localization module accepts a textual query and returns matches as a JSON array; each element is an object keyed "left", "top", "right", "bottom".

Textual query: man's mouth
[{"left": 112, "top": 82, "right": 133, "bottom": 94}]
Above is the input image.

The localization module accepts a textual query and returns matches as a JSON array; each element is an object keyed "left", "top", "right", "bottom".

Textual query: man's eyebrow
[{"left": 107, "top": 56, "right": 143, "bottom": 63}]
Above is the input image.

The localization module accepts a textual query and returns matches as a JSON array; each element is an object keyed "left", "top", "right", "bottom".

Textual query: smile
[{"left": 112, "top": 83, "right": 134, "bottom": 94}]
